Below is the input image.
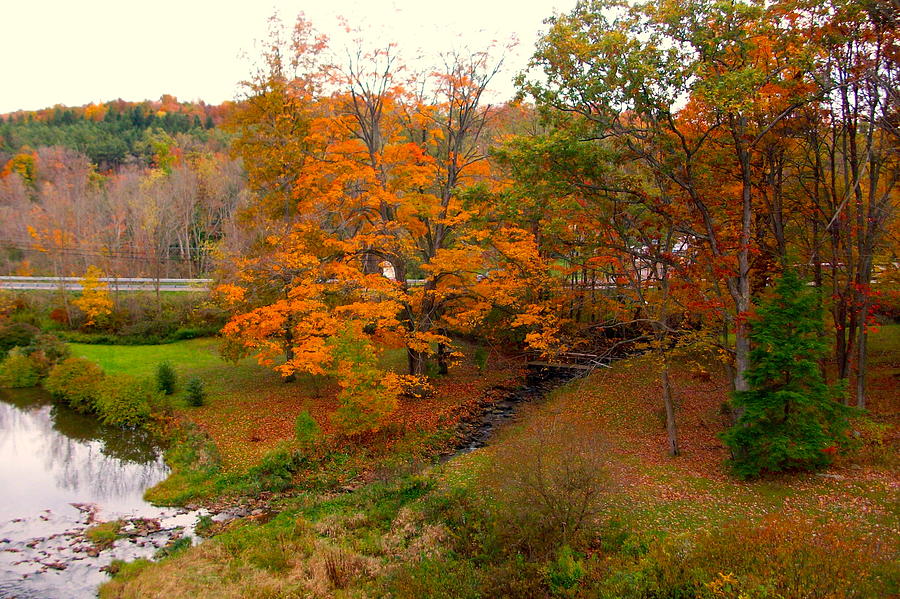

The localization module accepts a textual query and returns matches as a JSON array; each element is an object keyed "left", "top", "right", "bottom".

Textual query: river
[{"left": 0, "top": 389, "right": 205, "bottom": 599}]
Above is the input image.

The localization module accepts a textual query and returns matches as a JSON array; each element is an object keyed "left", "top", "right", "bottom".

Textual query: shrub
[
  {"left": 545, "top": 545, "right": 586, "bottom": 595},
  {"left": 0, "top": 348, "right": 41, "bottom": 388},
  {"left": 95, "top": 374, "right": 155, "bottom": 428},
  {"left": 27, "top": 332, "right": 70, "bottom": 363},
  {"left": 473, "top": 347, "right": 489, "bottom": 372},
  {"left": 120, "top": 315, "right": 179, "bottom": 342},
  {"left": 329, "top": 329, "right": 399, "bottom": 435},
  {"left": 723, "top": 269, "right": 851, "bottom": 478},
  {"left": 0, "top": 321, "right": 39, "bottom": 357},
  {"left": 23, "top": 333, "right": 70, "bottom": 377},
  {"left": 44, "top": 357, "right": 105, "bottom": 413},
  {"left": 295, "top": 409, "right": 321, "bottom": 448},
  {"left": 156, "top": 362, "right": 177, "bottom": 395},
  {"left": 104, "top": 558, "right": 153, "bottom": 581},
  {"left": 246, "top": 444, "right": 303, "bottom": 492},
  {"left": 154, "top": 536, "right": 192, "bottom": 560},
  {"left": 596, "top": 515, "right": 896, "bottom": 599},
  {"left": 49, "top": 307, "right": 69, "bottom": 325},
  {"left": 185, "top": 376, "right": 205, "bottom": 407},
  {"left": 483, "top": 417, "right": 607, "bottom": 558}
]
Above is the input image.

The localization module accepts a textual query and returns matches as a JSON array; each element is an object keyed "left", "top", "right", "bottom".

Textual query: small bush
[
  {"left": 26, "top": 332, "right": 70, "bottom": 364},
  {"left": 246, "top": 444, "right": 302, "bottom": 492},
  {"left": 156, "top": 361, "right": 177, "bottom": 395},
  {"left": 295, "top": 409, "right": 321, "bottom": 448},
  {"left": 0, "top": 348, "right": 41, "bottom": 388},
  {"left": 0, "top": 321, "right": 39, "bottom": 357},
  {"left": 95, "top": 374, "right": 156, "bottom": 428},
  {"left": 49, "top": 307, "right": 69, "bottom": 325},
  {"left": 545, "top": 545, "right": 586, "bottom": 595},
  {"left": 185, "top": 376, "right": 205, "bottom": 407},
  {"left": 104, "top": 558, "right": 153, "bottom": 581},
  {"left": 473, "top": 347, "right": 489, "bottom": 372},
  {"left": 484, "top": 417, "right": 608, "bottom": 558},
  {"left": 22, "top": 333, "right": 70, "bottom": 377},
  {"left": 44, "top": 357, "right": 105, "bottom": 412}
]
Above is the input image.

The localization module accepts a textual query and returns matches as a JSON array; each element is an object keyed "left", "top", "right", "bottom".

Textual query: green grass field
[{"left": 70, "top": 338, "right": 227, "bottom": 379}]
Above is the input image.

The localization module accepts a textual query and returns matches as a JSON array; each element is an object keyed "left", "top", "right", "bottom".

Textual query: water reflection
[{"left": 0, "top": 388, "right": 169, "bottom": 521}]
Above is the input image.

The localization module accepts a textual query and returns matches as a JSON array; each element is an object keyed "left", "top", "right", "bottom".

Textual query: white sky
[{"left": 1, "top": 0, "right": 576, "bottom": 114}]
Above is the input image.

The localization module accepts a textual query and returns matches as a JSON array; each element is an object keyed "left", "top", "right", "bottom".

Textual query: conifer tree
[{"left": 723, "top": 269, "right": 850, "bottom": 478}]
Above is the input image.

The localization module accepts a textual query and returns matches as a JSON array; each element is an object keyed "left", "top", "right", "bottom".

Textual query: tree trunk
[
  {"left": 437, "top": 329, "right": 449, "bottom": 376},
  {"left": 856, "top": 316, "right": 868, "bottom": 409},
  {"left": 731, "top": 116, "right": 754, "bottom": 397},
  {"left": 662, "top": 354, "right": 679, "bottom": 456},
  {"left": 407, "top": 348, "right": 427, "bottom": 376},
  {"left": 283, "top": 314, "right": 296, "bottom": 383}
]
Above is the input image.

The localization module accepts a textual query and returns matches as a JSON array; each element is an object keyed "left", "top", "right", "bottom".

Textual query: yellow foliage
[{"left": 72, "top": 266, "right": 113, "bottom": 327}]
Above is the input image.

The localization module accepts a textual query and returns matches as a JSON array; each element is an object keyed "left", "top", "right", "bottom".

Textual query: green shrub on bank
[
  {"left": 95, "top": 374, "right": 156, "bottom": 427},
  {"left": 0, "top": 321, "right": 40, "bottom": 358},
  {"left": 156, "top": 362, "right": 177, "bottom": 395},
  {"left": 246, "top": 444, "right": 303, "bottom": 492},
  {"left": 45, "top": 357, "right": 105, "bottom": 412},
  {"left": 185, "top": 377, "right": 205, "bottom": 407},
  {"left": 23, "top": 332, "right": 71, "bottom": 377},
  {"left": 0, "top": 348, "right": 42, "bottom": 388},
  {"left": 295, "top": 409, "right": 321, "bottom": 449}
]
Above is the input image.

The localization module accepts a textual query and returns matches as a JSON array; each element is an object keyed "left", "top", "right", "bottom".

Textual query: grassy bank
[
  {"left": 98, "top": 327, "right": 899, "bottom": 598},
  {"left": 71, "top": 338, "right": 525, "bottom": 504}
]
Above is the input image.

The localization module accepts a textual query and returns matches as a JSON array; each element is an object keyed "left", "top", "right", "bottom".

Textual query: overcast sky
[{"left": 1, "top": 0, "right": 576, "bottom": 113}]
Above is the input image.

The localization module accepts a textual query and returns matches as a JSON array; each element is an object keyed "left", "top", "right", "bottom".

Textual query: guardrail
[{"left": 0, "top": 276, "right": 212, "bottom": 292}]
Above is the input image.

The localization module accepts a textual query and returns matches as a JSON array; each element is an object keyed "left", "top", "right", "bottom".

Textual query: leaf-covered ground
[{"left": 98, "top": 326, "right": 899, "bottom": 599}]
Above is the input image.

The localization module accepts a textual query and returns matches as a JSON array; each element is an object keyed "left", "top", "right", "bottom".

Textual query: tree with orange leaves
[{"left": 221, "top": 20, "right": 546, "bottom": 387}]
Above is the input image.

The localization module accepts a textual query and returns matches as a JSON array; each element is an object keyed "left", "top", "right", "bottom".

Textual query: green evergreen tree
[
  {"left": 185, "top": 376, "right": 206, "bottom": 407},
  {"left": 156, "top": 361, "right": 177, "bottom": 395},
  {"left": 722, "top": 269, "right": 850, "bottom": 478}
]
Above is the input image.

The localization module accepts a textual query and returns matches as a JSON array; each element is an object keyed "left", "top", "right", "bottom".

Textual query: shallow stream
[{"left": 0, "top": 389, "right": 207, "bottom": 599}]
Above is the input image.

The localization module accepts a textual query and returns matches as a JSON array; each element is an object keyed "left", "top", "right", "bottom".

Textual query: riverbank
[
  {"left": 0, "top": 388, "right": 204, "bottom": 599},
  {"left": 98, "top": 325, "right": 899, "bottom": 598}
]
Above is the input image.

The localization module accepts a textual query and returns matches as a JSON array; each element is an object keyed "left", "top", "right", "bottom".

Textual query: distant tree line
[
  {"left": 0, "top": 97, "right": 248, "bottom": 279},
  {"left": 0, "top": 96, "right": 231, "bottom": 169}
]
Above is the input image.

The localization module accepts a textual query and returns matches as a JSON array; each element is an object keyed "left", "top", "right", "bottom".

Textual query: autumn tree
[
  {"left": 221, "top": 21, "right": 546, "bottom": 383},
  {"left": 522, "top": 0, "right": 829, "bottom": 399},
  {"left": 72, "top": 265, "right": 113, "bottom": 328},
  {"left": 786, "top": 0, "right": 898, "bottom": 407}
]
